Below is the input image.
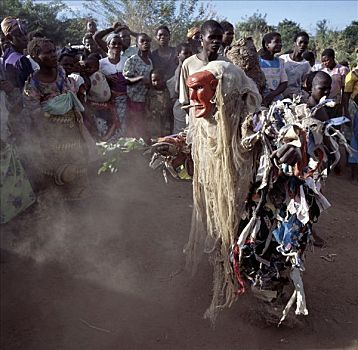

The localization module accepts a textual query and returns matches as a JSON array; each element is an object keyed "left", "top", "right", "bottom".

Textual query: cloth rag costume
[{"left": 182, "top": 61, "right": 352, "bottom": 325}]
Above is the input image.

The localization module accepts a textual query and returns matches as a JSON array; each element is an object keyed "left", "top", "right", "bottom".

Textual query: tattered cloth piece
[
  {"left": 233, "top": 98, "right": 351, "bottom": 326},
  {"left": 278, "top": 266, "right": 308, "bottom": 327},
  {"left": 226, "top": 37, "right": 266, "bottom": 94}
]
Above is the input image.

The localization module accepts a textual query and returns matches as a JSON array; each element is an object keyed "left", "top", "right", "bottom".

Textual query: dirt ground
[{"left": 1, "top": 152, "right": 358, "bottom": 350}]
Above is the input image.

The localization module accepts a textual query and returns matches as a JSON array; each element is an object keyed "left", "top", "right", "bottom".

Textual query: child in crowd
[
  {"left": 167, "top": 43, "right": 193, "bottom": 133},
  {"left": 84, "top": 54, "right": 118, "bottom": 141},
  {"left": 59, "top": 52, "right": 88, "bottom": 106},
  {"left": 59, "top": 52, "right": 75, "bottom": 76},
  {"left": 306, "top": 71, "right": 332, "bottom": 121},
  {"left": 146, "top": 69, "right": 172, "bottom": 139},
  {"left": 259, "top": 32, "right": 288, "bottom": 107},
  {"left": 123, "top": 33, "right": 153, "bottom": 139},
  {"left": 307, "top": 70, "right": 333, "bottom": 246},
  {"left": 321, "top": 48, "right": 349, "bottom": 117},
  {"left": 86, "top": 54, "right": 111, "bottom": 103},
  {"left": 86, "top": 20, "right": 97, "bottom": 35}
]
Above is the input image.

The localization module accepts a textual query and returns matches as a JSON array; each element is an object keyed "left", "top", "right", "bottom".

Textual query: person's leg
[{"left": 115, "top": 95, "right": 128, "bottom": 136}]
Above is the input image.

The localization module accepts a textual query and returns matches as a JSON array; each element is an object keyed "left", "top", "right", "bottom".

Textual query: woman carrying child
[
  {"left": 23, "top": 37, "right": 89, "bottom": 200},
  {"left": 259, "top": 32, "right": 288, "bottom": 107},
  {"left": 123, "top": 33, "right": 153, "bottom": 140}
]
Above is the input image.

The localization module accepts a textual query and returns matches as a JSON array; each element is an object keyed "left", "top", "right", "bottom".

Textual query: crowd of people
[{"left": 0, "top": 16, "right": 357, "bottom": 224}]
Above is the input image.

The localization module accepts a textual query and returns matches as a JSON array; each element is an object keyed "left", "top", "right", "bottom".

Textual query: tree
[
  {"left": 84, "top": 0, "right": 216, "bottom": 46},
  {"left": 1, "top": 0, "right": 87, "bottom": 45},
  {"left": 342, "top": 21, "right": 358, "bottom": 65},
  {"left": 236, "top": 12, "right": 274, "bottom": 48},
  {"left": 311, "top": 19, "right": 355, "bottom": 65},
  {"left": 277, "top": 19, "right": 303, "bottom": 53}
]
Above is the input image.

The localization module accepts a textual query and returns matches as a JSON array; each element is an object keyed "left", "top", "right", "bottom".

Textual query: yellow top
[{"left": 344, "top": 68, "right": 358, "bottom": 99}]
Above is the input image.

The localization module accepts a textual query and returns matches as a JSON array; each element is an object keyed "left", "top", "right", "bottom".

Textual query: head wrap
[
  {"left": 187, "top": 27, "right": 200, "bottom": 39},
  {"left": 105, "top": 32, "right": 121, "bottom": 44},
  {"left": 1, "top": 16, "right": 26, "bottom": 36}
]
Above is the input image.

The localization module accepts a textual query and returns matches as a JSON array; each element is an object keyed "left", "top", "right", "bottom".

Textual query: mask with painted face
[{"left": 186, "top": 70, "right": 218, "bottom": 118}]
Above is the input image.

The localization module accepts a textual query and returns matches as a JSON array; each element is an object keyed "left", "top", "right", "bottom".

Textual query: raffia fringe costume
[{"left": 183, "top": 61, "right": 262, "bottom": 323}]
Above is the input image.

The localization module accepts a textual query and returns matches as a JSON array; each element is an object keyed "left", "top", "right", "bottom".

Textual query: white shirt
[
  {"left": 280, "top": 54, "right": 311, "bottom": 97},
  {"left": 99, "top": 57, "right": 125, "bottom": 76}
]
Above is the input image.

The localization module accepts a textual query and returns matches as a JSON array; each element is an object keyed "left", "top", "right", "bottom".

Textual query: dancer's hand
[{"left": 272, "top": 144, "right": 302, "bottom": 165}]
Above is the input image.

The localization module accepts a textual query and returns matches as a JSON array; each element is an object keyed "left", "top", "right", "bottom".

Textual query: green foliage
[
  {"left": 0, "top": 0, "right": 87, "bottom": 45},
  {"left": 235, "top": 12, "right": 357, "bottom": 67},
  {"left": 311, "top": 19, "right": 357, "bottom": 65},
  {"left": 235, "top": 14, "right": 302, "bottom": 52},
  {"left": 236, "top": 12, "right": 274, "bottom": 48},
  {"left": 342, "top": 21, "right": 358, "bottom": 66},
  {"left": 84, "top": 0, "right": 216, "bottom": 46},
  {"left": 97, "top": 138, "right": 146, "bottom": 175}
]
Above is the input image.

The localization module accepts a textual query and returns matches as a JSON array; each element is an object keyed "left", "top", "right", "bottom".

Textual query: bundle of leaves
[{"left": 97, "top": 138, "right": 146, "bottom": 174}]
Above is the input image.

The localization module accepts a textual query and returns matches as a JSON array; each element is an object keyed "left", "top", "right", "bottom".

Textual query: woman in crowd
[
  {"left": 151, "top": 26, "right": 177, "bottom": 80},
  {"left": 280, "top": 31, "right": 311, "bottom": 100},
  {"left": 259, "top": 32, "right": 288, "bottom": 106},
  {"left": 98, "top": 33, "right": 127, "bottom": 135},
  {"left": 218, "top": 21, "right": 234, "bottom": 56},
  {"left": 123, "top": 33, "right": 153, "bottom": 139},
  {"left": 1, "top": 16, "right": 32, "bottom": 89},
  {"left": 23, "top": 37, "right": 89, "bottom": 200}
]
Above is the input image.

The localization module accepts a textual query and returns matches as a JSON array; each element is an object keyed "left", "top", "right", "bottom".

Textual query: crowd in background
[{"left": 0, "top": 15, "right": 357, "bottom": 223}]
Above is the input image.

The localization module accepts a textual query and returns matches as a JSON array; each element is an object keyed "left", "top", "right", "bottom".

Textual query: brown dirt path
[{"left": 1, "top": 153, "right": 357, "bottom": 350}]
